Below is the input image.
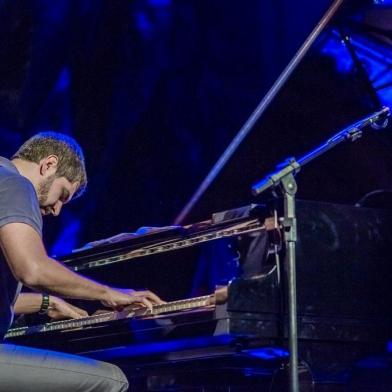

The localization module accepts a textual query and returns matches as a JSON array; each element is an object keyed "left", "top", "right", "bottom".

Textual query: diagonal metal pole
[{"left": 174, "top": 0, "right": 345, "bottom": 225}]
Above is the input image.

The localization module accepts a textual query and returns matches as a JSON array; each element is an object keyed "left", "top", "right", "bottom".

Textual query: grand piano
[{"left": 6, "top": 200, "right": 392, "bottom": 391}]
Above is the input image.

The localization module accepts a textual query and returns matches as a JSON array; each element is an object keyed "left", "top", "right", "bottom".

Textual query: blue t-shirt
[{"left": 0, "top": 157, "right": 42, "bottom": 339}]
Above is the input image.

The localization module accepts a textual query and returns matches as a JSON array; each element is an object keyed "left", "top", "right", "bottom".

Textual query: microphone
[
  {"left": 356, "top": 106, "right": 390, "bottom": 131},
  {"left": 370, "top": 106, "right": 390, "bottom": 130}
]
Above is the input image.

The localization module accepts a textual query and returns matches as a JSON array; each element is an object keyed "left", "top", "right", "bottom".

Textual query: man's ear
[{"left": 39, "top": 155, "right": 59, "bottom": 176}]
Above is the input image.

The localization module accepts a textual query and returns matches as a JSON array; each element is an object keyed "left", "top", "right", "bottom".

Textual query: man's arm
[
  {"left": 14, "top": 293, "right": 88, "bottom": 319},
  {"left": 0, "top": 222, "right": 162, "bottom": 308}
]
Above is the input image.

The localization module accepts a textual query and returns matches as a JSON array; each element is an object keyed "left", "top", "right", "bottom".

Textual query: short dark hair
[{"left": 12, "top": 132, "right": 87, "bottom": 198}]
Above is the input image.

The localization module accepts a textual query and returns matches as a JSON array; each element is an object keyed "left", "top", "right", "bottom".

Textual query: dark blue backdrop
[{"left": 0, "top": 0, "right": 391, "bottom": 257}]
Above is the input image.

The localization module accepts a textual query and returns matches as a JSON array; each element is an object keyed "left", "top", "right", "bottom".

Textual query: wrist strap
[{"left": 39, "top": 294, "right": 50, "bottom": 314}]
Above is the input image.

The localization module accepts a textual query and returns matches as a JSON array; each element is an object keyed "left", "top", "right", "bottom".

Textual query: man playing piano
[{"left": 0, "top": 132, "right": 162, "bottom": 391}]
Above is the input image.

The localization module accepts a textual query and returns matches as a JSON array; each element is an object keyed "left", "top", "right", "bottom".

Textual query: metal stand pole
[{"left": 281, "top": 174, "right": 299, "bottom": 392}]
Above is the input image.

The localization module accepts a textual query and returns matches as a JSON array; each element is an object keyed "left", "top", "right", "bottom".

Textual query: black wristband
[{"left": 39, "top": 294, "right": 50, "bottom": 314}]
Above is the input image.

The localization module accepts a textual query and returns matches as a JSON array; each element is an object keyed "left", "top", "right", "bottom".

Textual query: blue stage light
[
  {"left": 374, "top": 0, "right": 392, "bottom": 6},
  {"left": 320, "top": 30, "right": 392, "bottom": 107},
  {"left": 246, "top": 347, "right": 289, "bottom": 360},
  {"left": 50, "top": 214, "right": 81, "bottom": 257}
]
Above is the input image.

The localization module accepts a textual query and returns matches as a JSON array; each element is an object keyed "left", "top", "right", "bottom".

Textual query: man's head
[{"left": 12, "top": 132, "right": 87, "bottom": 216}]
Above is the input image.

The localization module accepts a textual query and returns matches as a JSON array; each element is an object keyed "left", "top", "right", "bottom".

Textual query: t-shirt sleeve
[{"left": 0, "top": 175, "right": 43, "bottom": 237}]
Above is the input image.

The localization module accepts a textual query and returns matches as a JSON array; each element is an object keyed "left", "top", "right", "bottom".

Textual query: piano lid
[{"left": 60, "top": 204, "right": 273, "bottom": 271}]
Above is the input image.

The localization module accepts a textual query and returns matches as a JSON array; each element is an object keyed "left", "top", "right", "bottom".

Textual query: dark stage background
[{"left": 0, "top": 0, "right": 391, "bottom": 256}]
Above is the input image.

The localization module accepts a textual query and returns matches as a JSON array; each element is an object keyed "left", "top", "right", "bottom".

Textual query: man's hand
[
  {"left": 14, "top": 293, "right": 88, "bottom": 320},
  {"left": 47, "top": 296, "right": 88, "bottom": 320},
  {"left": 101, "top": 288, "right": 164, "bottom": 310}
]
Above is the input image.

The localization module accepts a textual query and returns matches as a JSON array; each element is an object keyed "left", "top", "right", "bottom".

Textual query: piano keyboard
[{"left": 5, "top": 294, "right": 214, "bottom": 339}]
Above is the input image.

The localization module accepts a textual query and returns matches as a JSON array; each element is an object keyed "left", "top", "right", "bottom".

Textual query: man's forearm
[{"left": 26, "top": 256, "right": 110, "bottom": 301}]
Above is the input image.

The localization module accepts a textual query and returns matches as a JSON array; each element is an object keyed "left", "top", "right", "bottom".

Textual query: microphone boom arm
[{"left": 252, "top": 106, "right": 390, "bottom": 196}]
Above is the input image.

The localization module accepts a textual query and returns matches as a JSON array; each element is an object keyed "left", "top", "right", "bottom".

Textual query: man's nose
[{"left": 52, "top": 201, "right": 63, "bottom": 216}]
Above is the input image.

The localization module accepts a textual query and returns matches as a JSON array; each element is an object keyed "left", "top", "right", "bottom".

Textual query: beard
[{"left": 37, "top": 174, "right": 56, "bottom": 206}]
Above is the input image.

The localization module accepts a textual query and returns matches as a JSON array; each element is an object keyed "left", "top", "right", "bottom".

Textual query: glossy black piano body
[{"left": 6, "top": 200, "right": 392, "bottom": 390}]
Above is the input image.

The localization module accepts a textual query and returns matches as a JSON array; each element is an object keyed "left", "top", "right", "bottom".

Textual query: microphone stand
[{"left": 251, "top": 106, "right": 390, "bottom": 392}]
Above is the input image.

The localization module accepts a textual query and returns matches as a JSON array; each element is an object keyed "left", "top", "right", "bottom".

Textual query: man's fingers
[
  {"left": 67, "top": 309, "right": 84, "bottom": 319},
  {"left": 137, "top": 297, "right": 153, "bottom": 311},
  {"left": 61, "top": 305, "right": 85, "bottom": 319},
  {"left": 126, "top": 296, "right": 153, "bottom": 310},
  {"left": 135, "top": 290, "right": 165, "bottom": 305},
  {"left": 69, "top": 303, "right": 88, "bottom": 318},
  {"left": 57, "top": 302, "right": 88, "bottom": 319},
  {"left": 103, "top": 288, "right": 165, "bottom": 310}
]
